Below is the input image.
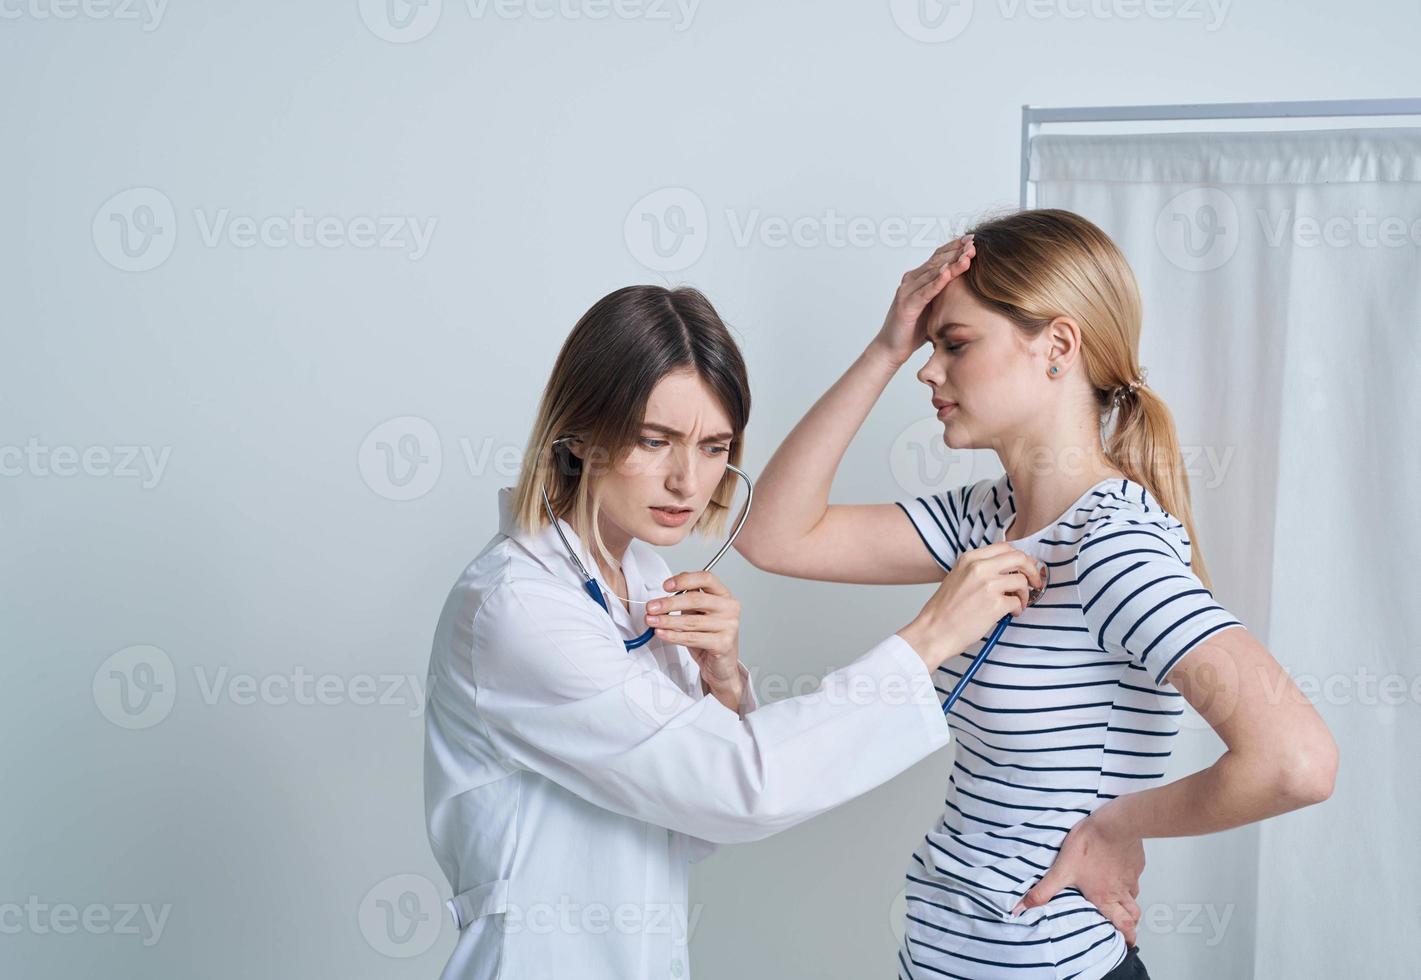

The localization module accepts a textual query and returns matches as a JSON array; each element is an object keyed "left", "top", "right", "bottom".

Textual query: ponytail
[
  {"left": 1103, "top": 381, "right": 1212, "bottom": 590},
  {"left": 962, "top": 209, "right": 1215, "bottom": 591}
]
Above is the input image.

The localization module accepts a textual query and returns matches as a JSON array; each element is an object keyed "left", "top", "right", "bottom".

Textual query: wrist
[
  {"left": 1087, "top": 797, "right": 1134, "bottom": 840},
  {"left": 702, "top": 671, "right": 744, "bottom": 703},
  {"left": 711, "top": 680, "right": 744, "bottom": 713},
  {"left": 897, "top": 620, "right": 961, "bottom": 673},
  {"left": 865, "top": 337, "right": 909, "bottom": 371}
]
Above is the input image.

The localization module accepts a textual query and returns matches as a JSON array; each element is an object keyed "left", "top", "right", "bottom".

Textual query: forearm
[
  {"left": 741, "top": 340, "right": 903, "bottom": 548},
  {"left": 1096, "top": 748, "right": 1329, "bottom": 840}
]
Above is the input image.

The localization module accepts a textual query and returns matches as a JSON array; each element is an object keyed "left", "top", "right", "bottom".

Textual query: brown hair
[
  {"left": 961, "top": 208, "right": 1214, "bottom": 589},
  {"left": 511, "top": 285, "right": 750, "bottom": 574}
]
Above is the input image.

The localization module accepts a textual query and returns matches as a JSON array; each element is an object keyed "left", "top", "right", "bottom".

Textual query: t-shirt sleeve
[
  {"left": 893, "top": 478, "right": 993, "bottom": 573},
  {"left": 1075, "top": 518, "right": 1245, "bottom": 684}
]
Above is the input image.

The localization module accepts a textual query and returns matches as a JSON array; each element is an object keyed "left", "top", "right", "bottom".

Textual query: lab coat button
[{"left": 671, "top": 959, "right": 684, "bottom": 977}]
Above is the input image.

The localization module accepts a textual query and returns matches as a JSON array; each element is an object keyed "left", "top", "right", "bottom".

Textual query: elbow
[
  {"left": 1276, "top": 733, "right": 1339, "bottom": 807},
  {"left": 731, "top": 530, "right": 781, "bottom": 574}
]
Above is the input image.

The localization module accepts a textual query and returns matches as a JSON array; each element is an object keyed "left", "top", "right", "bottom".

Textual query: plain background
[{"left": 4, "top": 1, "right": 1416, "bottom": 976}]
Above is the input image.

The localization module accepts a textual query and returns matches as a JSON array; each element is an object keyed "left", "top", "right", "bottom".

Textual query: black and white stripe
[{"left": 893, "top": 474, "right": 1244, "bottom": 979}]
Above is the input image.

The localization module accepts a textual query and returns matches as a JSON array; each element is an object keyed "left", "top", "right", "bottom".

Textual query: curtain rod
[{"left": 1018, "top": 97, "right": 1421, "bottom": 207}]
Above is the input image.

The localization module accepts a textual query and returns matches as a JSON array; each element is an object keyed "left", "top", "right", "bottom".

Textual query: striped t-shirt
[{"left": 892, "top": 473, "right": 1245, "bottom": 980}]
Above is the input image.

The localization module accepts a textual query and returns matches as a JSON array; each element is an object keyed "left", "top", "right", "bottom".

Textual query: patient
[{"left": 734, "top": 209, "right": 1337, "bottom": 980}]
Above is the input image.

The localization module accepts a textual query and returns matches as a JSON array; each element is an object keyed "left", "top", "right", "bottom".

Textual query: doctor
[{"left": 423, "top": 282, "right": 1043, "bottom": 980}]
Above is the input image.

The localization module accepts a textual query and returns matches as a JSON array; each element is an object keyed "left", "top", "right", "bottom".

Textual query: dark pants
[{"left": 1101, "top": 945, "right": 1150, "bottom": 979}]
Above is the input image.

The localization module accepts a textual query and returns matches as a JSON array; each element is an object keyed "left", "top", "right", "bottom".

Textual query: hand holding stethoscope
[
  {"left": 643, "top": 570, "right": 743, "bottom": 695},
  {"left": 896, "top": 543, "right": 1050, "bottom": 713}
]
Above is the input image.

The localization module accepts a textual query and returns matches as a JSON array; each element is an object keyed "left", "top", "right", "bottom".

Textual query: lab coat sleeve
[
  {"left": 681, "top": 660, "right": 756, "bottom": 864},
  {"left": 469, "top": 577, "right": 951, "bottom": 845}
]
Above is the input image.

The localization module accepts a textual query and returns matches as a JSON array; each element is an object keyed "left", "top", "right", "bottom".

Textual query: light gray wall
[{"left": 4, "top": 1, "right": 1413, "bottom": 976}]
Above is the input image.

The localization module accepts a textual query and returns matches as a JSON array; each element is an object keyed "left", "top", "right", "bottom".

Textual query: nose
[
  {"left": 916, "top": 352, "right": 941, "bottom": 388},
  {"left": 663, "top": 444, "right": 698, "bottom": 497}
]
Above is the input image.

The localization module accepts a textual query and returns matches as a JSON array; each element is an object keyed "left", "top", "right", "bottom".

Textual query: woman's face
[
  {"left": 582, "top": 368, "right": 735, "bottom": 553},
  {"left": 915, "top": 276, "right": 1052, "bottom": 452}
]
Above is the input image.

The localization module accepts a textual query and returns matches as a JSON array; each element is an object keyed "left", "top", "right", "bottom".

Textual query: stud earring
[{"left": 1049, "top": 364, "right": 1059, "bottom": 376}]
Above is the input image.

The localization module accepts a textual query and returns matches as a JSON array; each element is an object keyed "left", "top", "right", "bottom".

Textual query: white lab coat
[{"left": 423, "top": 487, "right": 953, "bottom": 980}]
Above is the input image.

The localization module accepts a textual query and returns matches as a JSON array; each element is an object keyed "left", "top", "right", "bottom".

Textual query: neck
[
  {"left": 591, "top": 512, "right": 632, "bottom": 586},
  {"left": 995, "top": 428, "right": 1122, "bottom": 541}
]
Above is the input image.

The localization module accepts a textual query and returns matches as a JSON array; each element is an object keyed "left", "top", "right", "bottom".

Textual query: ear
[{"left": 1043, "top": 316, "right": 1083, "bottom": 375}]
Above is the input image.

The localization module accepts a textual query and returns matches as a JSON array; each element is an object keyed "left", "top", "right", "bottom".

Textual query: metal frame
[{"left": 1019, "top": 97, "right": 1421, "bottom": 207}]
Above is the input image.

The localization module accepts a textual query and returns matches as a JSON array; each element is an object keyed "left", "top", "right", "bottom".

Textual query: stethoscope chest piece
[{"left": 942, "top": 557, "right": 1050, "bottom": 715}]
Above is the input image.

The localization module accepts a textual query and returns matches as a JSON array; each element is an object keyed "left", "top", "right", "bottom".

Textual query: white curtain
[{"left": 1030, "top": 127, "right": 1421, "bottom": 979}]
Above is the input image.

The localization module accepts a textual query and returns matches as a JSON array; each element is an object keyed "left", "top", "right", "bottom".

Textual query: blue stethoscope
[
  {"left": 941, "top": 558, "right": 1051, "bottom": 715},
  {"left": 540, "top": 438, "right": 756, "bottom": 651}
]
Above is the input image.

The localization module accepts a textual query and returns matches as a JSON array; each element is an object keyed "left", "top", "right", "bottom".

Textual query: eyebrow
[
  {"left": 931, "top": 321, "right": 974, "bottom": 342},
  {"left": 642, "top": 422, "right": 734, "bottom": 443}
]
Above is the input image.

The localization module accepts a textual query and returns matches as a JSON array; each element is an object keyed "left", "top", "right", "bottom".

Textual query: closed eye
[{"left": 640, "top": 437, "right": 731, "bottom": 456}]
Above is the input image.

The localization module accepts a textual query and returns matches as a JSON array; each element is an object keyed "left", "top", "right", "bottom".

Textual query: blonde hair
[
  {"left": 963, "top": 208, "right": 1214, "bottom": 589},
  {"left": 510, "top": 285, "right": 750, "bottom": 575}
]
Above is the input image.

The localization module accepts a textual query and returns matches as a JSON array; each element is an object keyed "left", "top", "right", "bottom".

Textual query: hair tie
[{"left": 1112, "top": 366, "right": 1149, "bottom": 408}]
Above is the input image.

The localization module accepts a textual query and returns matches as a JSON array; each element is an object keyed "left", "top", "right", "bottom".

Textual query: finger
[
  {"left": 982, "top": 550, "right": 1047, "bottom": 591},
  {"left": 1013, "top": 870, "right": 1064, "bottom": 915},
  {"left": 998, "top": 570, "right": 1030, "bottom": 614},
  {"left": 930, "top": 233, "right": 975, "bottom": 260},
  {"left": 653, "top": 627, "right": 731, "bottom": 650},
  {"left": 1122, "top": 896, "right": 1141, "bottom": 924},
  {"left": 903, "top": 250, "right": 963, "bottom": 299},
  {"left": 926, "top": 242, "right": 975, "bottom": 281},
  {"left": 646, "top": 591, "right": 732, "bottom": 616},
  {"left": 1103, "top": 901, "right": 1137, "bottom": 947},
  {"left": 649, "top": 613, "right": 732, "bottom": 634},
  {"left": 901, "top": 248, "right": 954, "bottom": 290},
  {"left": 904, "top": 269, "right": 953, "bottom": 314},
  {"left": 663, "top": 571, "right": 729, "bottom": 596}
]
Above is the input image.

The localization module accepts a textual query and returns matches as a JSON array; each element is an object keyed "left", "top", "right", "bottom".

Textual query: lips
[{"left": 649, "top": 505, "right": 694, "bottom": 528}]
